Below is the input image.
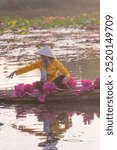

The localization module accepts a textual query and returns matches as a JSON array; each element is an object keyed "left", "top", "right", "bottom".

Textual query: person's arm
[
  {"left": 7, "top": 61, "right": 41, "bottom": 79},
  {"left": 15, "top": 61, "right": 41, "bottom": 75}
]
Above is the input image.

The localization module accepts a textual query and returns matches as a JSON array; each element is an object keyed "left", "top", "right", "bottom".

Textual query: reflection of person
[
  {"left": 7, "top": 45, "right": 71, "bottom": 91},
  {"left": 37, "top": 104, "right": 72, "bottom": 147},
  {"left": 82, "top": 113, "right": 94, "bottom": 125}
]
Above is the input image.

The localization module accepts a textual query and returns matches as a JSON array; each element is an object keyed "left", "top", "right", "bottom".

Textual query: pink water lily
[
  {"left": 11, "top": 76, "right": 100, "bottom": 101},
  {"left": 31, "top": 89, "right": 40, "bottom": 96},
  {"left": 12, "top": 84, "right": 26, "bottom": 97},
  {"left": 38, "top": 94, "right": 47, "bottom": 102},
  {"left": 12, "top": 83, "right": 36, "bottom": 97},
  {"left": 42, "top": 82, "right": 57, "bottom": 94},
  {"left": 80, "top": 79, "right": 94, "bottom": 93},
  {"left": 94, "top": 76, "right": 100, "bottom": 89},
  {"left": 67, "top": 77, "right": 77, "bottom": 88}
]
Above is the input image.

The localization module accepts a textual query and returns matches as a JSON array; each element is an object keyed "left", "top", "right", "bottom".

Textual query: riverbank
[{"left": 0, "top": 13, "right": 99, "bottom": 34}]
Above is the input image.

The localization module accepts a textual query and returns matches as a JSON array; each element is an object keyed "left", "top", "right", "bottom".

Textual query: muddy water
[
  {"left": 0, "top": 103, "right": 99, "bottom": 150},
  {"left": 0, "top": 27, "right": 100, "bottom": 90}
]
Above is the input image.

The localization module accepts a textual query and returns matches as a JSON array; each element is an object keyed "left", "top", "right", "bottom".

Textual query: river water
[
  {"left": 0, "top": 27, "right": 100, "bottom": 150},
  {"left": 0, "top": 103, "right": 99, "bottom": 150},
  {"left": 0, "top": 27, "right": 99, "bottom": 89}
]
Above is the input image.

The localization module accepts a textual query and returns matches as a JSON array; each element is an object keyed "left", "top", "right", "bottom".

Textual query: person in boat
[{"left": 7, "top": 45, "right": 71, "bottom": 91}]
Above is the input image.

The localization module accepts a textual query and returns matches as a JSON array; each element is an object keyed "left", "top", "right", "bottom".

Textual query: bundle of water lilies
[{"left": 11, "top": 76, "right": 100, "bottom": 102}]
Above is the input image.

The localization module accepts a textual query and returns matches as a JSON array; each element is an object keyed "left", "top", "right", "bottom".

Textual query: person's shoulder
[
  {"left": 36, "top": 59, "right": 42, "bottom": 63},
  {"left": 53, "top": 59, "right": 63, "bottom": 67},
  {"left": 34, "top": 60, "right": 42, "bottom": 65},
  {"left": 54, "top": 58, "right": 60, "bottom": 63}
]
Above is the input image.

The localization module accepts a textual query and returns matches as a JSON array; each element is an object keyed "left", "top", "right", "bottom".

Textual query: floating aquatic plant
[
  {"left": 42, "top": 82, "right": 57, "bottom": 94},
  {"left": 94, "top": 76, "right": 100, "bottom": 89},
  {"left": 66, "top": 77, "right": 77, "bottom": 88},
  {"left": 31, "top": 89, "right": 40, "bottom": 96},
  {"left": 12, "top": 83, "right": 26, "bottom": 97},
  {"left": 38, "top": 94, "right": 47, "bottom": 103},
  {"left": 80, "top": 79, "right": 94, "bottom": 93},
  {"left": 11, "top": 76, "right": 100, "bottom": 102},
  {"left": 72, "top": 79, "right": 95, "bottom": 96},
  {"left": 12, "top": 83, "right": 35, "bottom": 97},
  {"left": 0, "top": 13, "right": 99, "bottom": 34}
]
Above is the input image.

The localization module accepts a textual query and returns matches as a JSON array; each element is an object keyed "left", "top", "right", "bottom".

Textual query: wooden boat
[{"left": 0, "top": 89, "right": 100, "bottom": 104}]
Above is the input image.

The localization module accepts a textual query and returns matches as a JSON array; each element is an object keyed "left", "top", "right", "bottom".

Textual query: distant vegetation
[
  {"left": 0, "top": 0, "right": 99, "bottom": 34},
  {"left": 0, "top": 0, "right": 99, "bottom": 17},
  {"left": 0, "top": 13, "right": 99, "bottom": 34}
]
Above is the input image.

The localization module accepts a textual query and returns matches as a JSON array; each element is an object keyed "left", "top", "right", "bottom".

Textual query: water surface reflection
[{"left": 0, "top": 103, "right": 99, "bottom": 150}]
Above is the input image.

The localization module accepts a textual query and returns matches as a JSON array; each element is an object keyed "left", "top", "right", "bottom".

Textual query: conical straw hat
[{"left": 36, "top": 45, "right": 56, "bottom": 58}]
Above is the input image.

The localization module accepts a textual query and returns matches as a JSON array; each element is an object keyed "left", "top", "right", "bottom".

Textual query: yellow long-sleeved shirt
[{"left": 15, "top": 59, "right": 70, "bottom": 81}]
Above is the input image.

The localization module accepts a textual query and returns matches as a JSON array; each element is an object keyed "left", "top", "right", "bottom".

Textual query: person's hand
[
  {"left": 7, "top": 71, "right": 15, "bottom": 79},
  {"left": 62, "top": 76, "right": 69, "bottom": 84}
]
